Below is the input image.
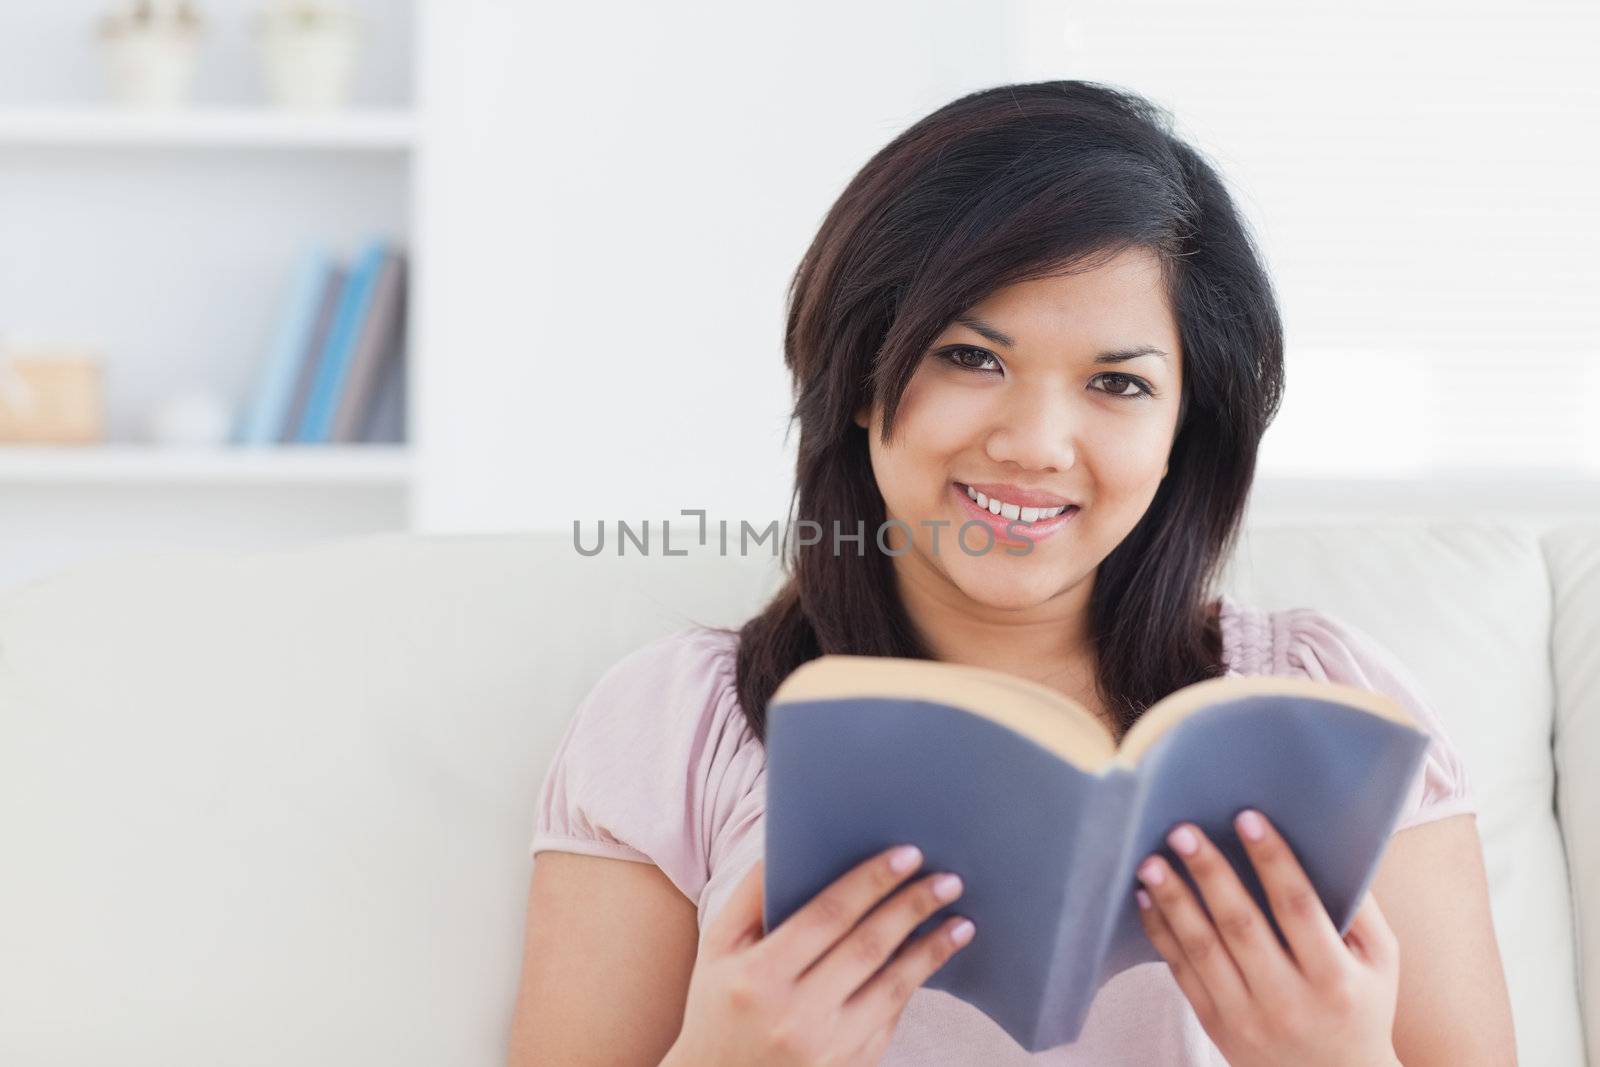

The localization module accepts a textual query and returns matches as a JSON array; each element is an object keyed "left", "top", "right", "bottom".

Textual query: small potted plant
[
  {"left": 256, "top": 1, "right": 366, "bottom": 111},
  {"left": 97, "top": 1, "right": 206, "bottom": 109}
]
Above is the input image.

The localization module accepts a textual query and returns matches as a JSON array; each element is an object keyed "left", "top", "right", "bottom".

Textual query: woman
[{"left": 508, "top": 81, "right": 1515, "bottom": 1065}]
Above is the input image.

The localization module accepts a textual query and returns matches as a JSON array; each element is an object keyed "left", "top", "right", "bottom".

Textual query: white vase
[
  {"left": 258, "top": 19, "right": 362, "bottom": 111},
  {"left": 102, "top": 32, "right": 201, "bottom": 109}
]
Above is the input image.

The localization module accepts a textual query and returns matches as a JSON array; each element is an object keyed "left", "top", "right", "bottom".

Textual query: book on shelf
[
  {"left": 330, "top": 249, "right": 406, "bottom": 443},
  {"left": 761, "top": 655, "right": 1430, "bottom": 1053},
  {"left": 278, "top": 262, "right": 345, "bottom": 444},
  {"left": 294, "top": 238, "right": 390, "bottom": 445},
  {"left": 358, "top": 338, "right": 406, "bottom": 444},
  {"left": 233, "top": 237, "right": 408, "bottom": 448},
  {"left": 231, "top": 244, "right": 337, "bottom": 446}
]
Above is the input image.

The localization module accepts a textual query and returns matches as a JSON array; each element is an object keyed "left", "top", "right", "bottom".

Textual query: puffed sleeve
[
  {"left": 529, "top": 626, "right": 765, "bottom": 910},
  {"left": 1280, "top": 608, "right": 1477, "bottom": 833}
]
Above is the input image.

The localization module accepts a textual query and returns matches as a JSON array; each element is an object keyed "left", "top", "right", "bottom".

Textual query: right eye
[{"left": 935, "top": 346, "right": 1001, "bottom": 374}]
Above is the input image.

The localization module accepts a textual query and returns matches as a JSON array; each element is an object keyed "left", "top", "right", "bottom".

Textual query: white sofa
[{"left": 0, "top": 522, "right": 1593, "bottom": 1065}]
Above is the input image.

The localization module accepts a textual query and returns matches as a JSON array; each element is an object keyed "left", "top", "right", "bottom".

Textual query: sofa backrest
[
  {"left": 1548, "top": 526, "right": 1600, "bottom": 1065},
  {"left": 0, "top": 521, "right": 1591, "bottom": 1065}
]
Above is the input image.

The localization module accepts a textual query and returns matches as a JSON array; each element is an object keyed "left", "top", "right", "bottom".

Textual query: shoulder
[
  {"left": 580, "top": 625, "right": 742, "bottom": 720},
  {"left": 1219, "top": 592, "right": 1430, "bottom": 691},
  {"left": 1216, "top": 593, "right": 1476, "bottom": 831},
  {"left": 556, "top": 624, "right": 751, "bottom": 787},
  {"left": 1218, "top": 591, "right": 1412, "bottom": 680},
  {"left": 531, "top": 625, "right": 762, "bottom": 908}
]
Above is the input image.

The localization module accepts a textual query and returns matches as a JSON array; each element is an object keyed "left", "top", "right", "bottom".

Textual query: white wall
[
  {"left": 1010, "top": 0, "right": 1600, "bottom": 476},
  {"left": 3, "top": 1, "right": 1594, "bottom": 589},
  {"left": 414, "top": 0, "right": 1018, "bottom": 533},
  {"left": 416, "top": 0, "right": 1600, "bottom": 535}
]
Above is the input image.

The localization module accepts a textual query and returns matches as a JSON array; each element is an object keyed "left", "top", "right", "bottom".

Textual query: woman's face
[{"left": 855, "top": 245, "right": 1185, "bottom": 613}]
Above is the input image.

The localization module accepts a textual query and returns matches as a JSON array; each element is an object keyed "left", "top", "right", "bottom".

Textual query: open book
[{"left": 760, "top": 655, "right": 1430, "bottom": 1053}]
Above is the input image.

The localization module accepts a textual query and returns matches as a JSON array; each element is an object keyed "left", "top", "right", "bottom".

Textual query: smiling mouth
[
  {"left": 954, "top": 482, "right": 1079, "bottom": 525},
  {"left": 950, "top": 482, "right": 1081, "bottom": 545}
]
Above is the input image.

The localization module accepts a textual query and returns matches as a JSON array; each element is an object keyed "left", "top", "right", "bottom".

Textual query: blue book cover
[
  {"left": 294, "top": 239, "right": 390, "bottom": 444},
  {"left": 231, "top": 245, "right": 336, "bottom": 446},
  {"left": 278, "top": 264, "right": 346, "bottom": 444},
  {"left": 762, "top": 660, "right": 1430, "bottom": 1053}
]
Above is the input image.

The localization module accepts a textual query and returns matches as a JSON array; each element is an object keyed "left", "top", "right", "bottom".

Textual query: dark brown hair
[{"left": 709, "top": 80, "right": 1284, "bottom": 742}]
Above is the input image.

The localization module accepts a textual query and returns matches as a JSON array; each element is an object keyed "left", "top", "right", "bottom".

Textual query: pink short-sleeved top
[{"left": 530, "top": 593, "right": 1475, "bottom": 1065}]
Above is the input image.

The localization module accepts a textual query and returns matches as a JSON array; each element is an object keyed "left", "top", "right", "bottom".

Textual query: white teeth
[{"left": 962, "top": 484, "right": 1074, "bottom": 524}]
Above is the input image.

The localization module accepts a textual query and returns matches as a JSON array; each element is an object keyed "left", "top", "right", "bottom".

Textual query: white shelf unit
[
  {"left": 0, "top": 105, "right": 416, "bottom": 466},
  {"left": 0, "top": 115, "right": 416, "bottom": 475},
  {"left": 0, "top": 1, "right": 418, "bottom": 593}
]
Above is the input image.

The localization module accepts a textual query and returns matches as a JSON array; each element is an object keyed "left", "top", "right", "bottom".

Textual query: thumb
[
  {"left": 1343, "top": 890, "right": 1397, "bottom": 966},
  {"left": 702, "top": 859, "right": 765, "bottom": 956}
]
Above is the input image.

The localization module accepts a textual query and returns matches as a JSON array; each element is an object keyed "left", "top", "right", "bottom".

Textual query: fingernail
[
  {"left": 1167, "top": 825, "right": 1199, "bottom": 857},
  {"left": 889, "top": 845, "right": 922, "bottom": 874},
  {"left": 1136, "top": 889, "right": 1153, "bottom": 910},
  {"left": 932, "top": 873, "right": 963, "bottom": 901},
  {"left": 1137, "top": 858, "right": 1166, "bottom": 886},
  {"left": 949, "top": 918, "right": 975, "bottom": 946},
  {"left": 1236, "top": 810, "right": 1266, "bottom": 842}
]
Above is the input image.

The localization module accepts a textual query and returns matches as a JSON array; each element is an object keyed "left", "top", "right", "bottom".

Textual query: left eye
[{"left": 1092, "top": 373, "right": 1153, "bottom": 398}]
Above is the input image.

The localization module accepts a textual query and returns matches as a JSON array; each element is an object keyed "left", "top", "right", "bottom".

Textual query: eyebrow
[{"left": 953, "top": 315, "right": 1170, "bottom": 365}]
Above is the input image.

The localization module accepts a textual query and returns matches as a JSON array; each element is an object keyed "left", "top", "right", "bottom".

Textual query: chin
[{"left": 949, "top": 560, "right": 1075, "bottom": 611}]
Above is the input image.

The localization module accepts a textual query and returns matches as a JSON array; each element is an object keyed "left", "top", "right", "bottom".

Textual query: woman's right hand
[{"left": 662, "top": 846, "right": 974, "bottom": 1066}]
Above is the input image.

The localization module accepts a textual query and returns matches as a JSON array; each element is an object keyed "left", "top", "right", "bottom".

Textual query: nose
[{"left": 982, "top": 381, "right": 1078, "bottom": 473}]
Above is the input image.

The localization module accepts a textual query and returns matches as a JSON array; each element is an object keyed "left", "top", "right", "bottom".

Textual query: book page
[
  {"left": 1113, "top": 675, "right": 1418, "bottom": 769},
  {"left": 772, "top": 658, "right": 1419, "bottom": 774},
  {"left": 772, "top": 655, "right": 1118, "bottom": 768}
]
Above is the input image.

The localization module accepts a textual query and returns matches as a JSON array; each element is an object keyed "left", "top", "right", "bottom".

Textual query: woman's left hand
[{"left": 1134, "top": 809, "right": 1403, "bottom": 1067}]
